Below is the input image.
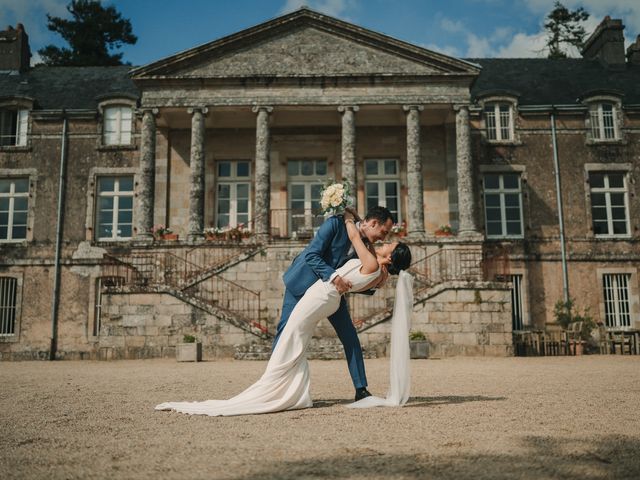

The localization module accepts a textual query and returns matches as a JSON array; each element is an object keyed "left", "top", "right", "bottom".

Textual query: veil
[{"left": 347, "top": 269, "right": 414, "bottom": 408}]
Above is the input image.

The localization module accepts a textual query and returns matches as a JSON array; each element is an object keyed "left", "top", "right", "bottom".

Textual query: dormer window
[
  {"left": 484, "top": 103, "right": 513, "bottom": 142},
  {"left": 0, "top": 108, "right": 28, "bottom": 147},
  {"left": 589, "top": 102, "right": 618, "bottom": 141},
  {"left": 103, "top": 105, "right": 132, "bottom": 146}
]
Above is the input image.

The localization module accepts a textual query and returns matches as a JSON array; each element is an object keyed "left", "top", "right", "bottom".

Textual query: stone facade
[{"left": 1, "top": 10, "right": 639, "bottom": 360}]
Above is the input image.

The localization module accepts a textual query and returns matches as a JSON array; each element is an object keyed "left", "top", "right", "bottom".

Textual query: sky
[{"left": 1, "top": 0, "right": 640, "bottom": 66}]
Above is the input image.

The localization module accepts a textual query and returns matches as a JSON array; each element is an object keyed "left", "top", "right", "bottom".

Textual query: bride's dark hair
[{"left": 387, "top": 243, "right": 411, "bottom": 275}]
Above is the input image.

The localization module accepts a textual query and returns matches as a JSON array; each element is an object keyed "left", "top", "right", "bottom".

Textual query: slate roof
[
  {"left": 468, "top": 58, "right": 640, "bottom": 106},
  {"left": 0, "top": 65, "right": 138, "bottom": 110},
  {"left": 1, "top": 59, "right": 639, "bottom": 109}
]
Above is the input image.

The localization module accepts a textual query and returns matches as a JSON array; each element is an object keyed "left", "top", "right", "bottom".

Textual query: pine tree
[
  {"left": 38, "top": 0, "right": 137, "bottom": 66},
  {"left": 544, "top": 1, "right": 590, "bottom": 58}
]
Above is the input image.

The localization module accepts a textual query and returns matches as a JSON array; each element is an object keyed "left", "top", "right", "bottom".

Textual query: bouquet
[{"left": 320, "top": 179, "right": 353, "bottom": 216}]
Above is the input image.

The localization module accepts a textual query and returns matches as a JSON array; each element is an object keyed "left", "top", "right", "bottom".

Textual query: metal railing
[
  {"left": 101, "top": 249, "right": 266, "bottom": 333},
  {"left": 409, "top": 247, "right": 484, "bottom": 289},
  {"left": 348, "top": 245, "right": 484, "bottom": 328},
  {"left": 270, "top": 209, "right": 325, "bottom": 239}
]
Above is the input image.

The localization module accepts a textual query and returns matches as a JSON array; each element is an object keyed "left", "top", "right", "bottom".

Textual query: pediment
[{"left": 132, "top": 9, "right": 479, "bottom": 79}]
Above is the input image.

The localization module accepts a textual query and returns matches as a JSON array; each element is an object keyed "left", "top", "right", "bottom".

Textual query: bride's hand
[{"left": 345, "top": 218, "right": 358, "bottom": 241}]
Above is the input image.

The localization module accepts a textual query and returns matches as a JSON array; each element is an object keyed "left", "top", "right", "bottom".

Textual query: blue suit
[{"left": 273, "top": 215, "right": 367, "bottom": 389}]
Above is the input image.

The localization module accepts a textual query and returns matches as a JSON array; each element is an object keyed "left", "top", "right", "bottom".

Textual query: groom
[{"left": 274, "top": 206, "right": 394, "bottom": 401}]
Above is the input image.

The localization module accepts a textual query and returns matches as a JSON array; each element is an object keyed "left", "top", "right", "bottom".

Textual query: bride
[{"left": 155, "top": 215, "right": 412, "bottom": 416}]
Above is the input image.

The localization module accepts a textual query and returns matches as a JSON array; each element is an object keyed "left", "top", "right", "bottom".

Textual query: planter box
[
  {"left": 161, "top": 233, "right": 179, "bottom": 241},
  {"left": 176, "top": 342, "right": 202, "bottom": 362},
  {"left": 410, "top": 340, "right": 429, "bottom": 359}
]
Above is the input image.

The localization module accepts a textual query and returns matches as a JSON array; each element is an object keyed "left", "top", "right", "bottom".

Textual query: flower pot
[
  {"left": 570, "top": 340, "right": 584, "bottom": 356},
  {"left": 161, "top": 233, "right": 179, "bottom": 241},
  {"left": 435, "top": 231, "right": 453, "bottom": 237},
  {"left": 177, "top": 342, "right": 202, "bottom": 362},
  {"left": 410, "top": 340, "right": 429, "bottom": 359}
]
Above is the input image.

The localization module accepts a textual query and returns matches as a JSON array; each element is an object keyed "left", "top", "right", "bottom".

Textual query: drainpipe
[
  {"left": 550, "top": 109, "right": 570, "bottom": 304},
  {"left": 50, "top": 113, "right": 68, "bottom": 360}
]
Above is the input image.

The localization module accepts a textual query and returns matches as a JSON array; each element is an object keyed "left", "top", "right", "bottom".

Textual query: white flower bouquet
[{"left": 320, "top": 179, "right": 353, "bottom": 216}]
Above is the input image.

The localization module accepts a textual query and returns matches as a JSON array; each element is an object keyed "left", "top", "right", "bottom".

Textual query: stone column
[
  {"left": 187, "top": 107, "right": 208, "bottom": 242},
  {"left": 455, "top": 105, "right": 478, "bottom": 235},
  {"left": 404, "top": 105, "right": 425, "bottom": 237},
  {"left": 252, "top": 106, "right": 273, "bottom": 240},
  {"left": 136, "top": 108, "right": 158, "bottom": 241},
  {"left": 338, "top": 105, "right": 359, "bottom": 202}
]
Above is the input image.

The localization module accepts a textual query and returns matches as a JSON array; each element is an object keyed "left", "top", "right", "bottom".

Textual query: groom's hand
[{"left": 332, "top": 275, "right": 352, "bottom": 294}]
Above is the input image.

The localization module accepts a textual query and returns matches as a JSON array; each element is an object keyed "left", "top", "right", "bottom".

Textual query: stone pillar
[
  {"left": 403, "top": 105, "right": 425, "bottom": 237},
  {"left": 455, "top": 105, "right": 478, "bottom": 235},
  {"left": 136, "top": 108, "right": 158, "bottom": 241},
  {"left": 187, "top": 107, "right": 208, "bottom": 242},
  {"left": 252, "top": 106, "right": 273, "bottom": 240},
  {"left": 338, "top": 105, "right": 359, "bottom": 202}
]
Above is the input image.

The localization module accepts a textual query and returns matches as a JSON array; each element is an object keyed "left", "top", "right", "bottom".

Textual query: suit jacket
[{"left": 283, "top": 215, "right": 352, "bottom": 298}]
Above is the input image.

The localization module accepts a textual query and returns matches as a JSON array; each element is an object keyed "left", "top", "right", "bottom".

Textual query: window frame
[
  {"left": 478, "top": 96, "right": 519, "bottom": 144},
  {"left": 0, "top": 97, "right": 33, "bottom": 150},
  {"left": 364, "top": 158, "right": 402, "bottom": 223},
  {"left": 214, "top": 160, "right": 252, "bottom": 229},
  {"left": 482, "top": 172, "right": 525, "bottom": 239},
  {"left": 0, "top": 169, "right": 37, "bottom": 244},
  {"left": 584, "top": 96, "right": 623, "bottom": 144},
  {"left": 0, "top": 273, "right": 23, "bottom": 343},
  {"left": 287, "top": 158, "right": 328, "bottom": 236},
  {"left": 94, "top": 176, "right": 135, "bottom": 241},
  {"left": 97, "top": 98, "right": 137, "bottom": 149},
  {"left": 587, "top": 170, "right": 631, "bottom": 239}
]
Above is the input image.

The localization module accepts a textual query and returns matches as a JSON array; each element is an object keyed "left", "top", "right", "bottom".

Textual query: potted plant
[
  {"left": 434, "top": 224, "right": 455, "bottom": 237},
  {"left": 409, "top": 330, "right": 429, "bottom": 359},
  {"left": 204, "top": 227, "right": 223, "bottom": 241},
  {"left": 177, "top": 334, "right": 202, "bottom": 362},
  {"left": 152, "top": 224, "right": 178, "bottom": 241}
]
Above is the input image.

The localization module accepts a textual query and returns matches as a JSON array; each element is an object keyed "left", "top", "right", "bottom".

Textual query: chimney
[
  {"left": 627, "top": 35, "right": 640, "bottom": 65},
  {"left": 0, "top": 23, "right": 31, "bottom": 72},
  {"left": 581, "top": 16, "right": 626, "bottom": 68}
]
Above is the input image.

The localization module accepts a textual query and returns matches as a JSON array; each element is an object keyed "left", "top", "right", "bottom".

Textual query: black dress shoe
[{"left": 355, "top": 387, "right": 372, "bottom": 402}]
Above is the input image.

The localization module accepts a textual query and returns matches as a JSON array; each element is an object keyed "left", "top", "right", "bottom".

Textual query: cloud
[
  {"left": 280, "top": 0, "right": 356, "bottom": 18},
  {"left": 0, "top": 0, "right": 67, "bottom": 48}
]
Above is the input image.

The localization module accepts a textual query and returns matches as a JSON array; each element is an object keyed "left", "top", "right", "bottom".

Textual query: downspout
[
  {"left": 49, "top": 113, "right": 68, "bottom": 360},
  {"left": 550, "top": 109, "right": 570, "bottom": 303}
]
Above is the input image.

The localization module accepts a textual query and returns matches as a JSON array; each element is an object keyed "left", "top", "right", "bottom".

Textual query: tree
[
  {"left": 544, "top": 1, "right": 590, "bottom": 59},
  {"left": 38, "top": 0, "right": 137, "bottom": 66}
]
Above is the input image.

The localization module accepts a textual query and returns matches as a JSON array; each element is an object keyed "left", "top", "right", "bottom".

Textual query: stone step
[{"left": 234, "top": 338, "right": 379, "bottom": 361}]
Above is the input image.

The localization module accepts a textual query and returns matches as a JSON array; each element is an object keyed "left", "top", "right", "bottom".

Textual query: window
[
  {"left": 0, "top": 277, "right": 17, "bottom": 336},
  {"left": 365, "top": 159, "right": 400, "bottom": 222},
  {"left": 484, "top": 103, "right": 513, "bottom": 141},
  {"left": 287, "top": 159, "right": 327, "bottom": 234},
  {"left": 96, "top": 176, "right": 134, "bottom": 240},
  {"left": 483, "top": 173, "right": 523, "bottom": 238},
  {"left": 0, "top": 178, "right": 29, "bottom": 241},
  {"left": 589, "top": 103, "right": 618, "bottom": 141},
  {"left": 589, "top": 172, "right": 629, "bottom": 237},
  {"left": 216, "top": 161, "right": 251, "bottom": 228},
  {"left": 603, "top": 274, "right": 632, "bottom": 328},
  {"left": 103, "top": 106, "right": 132, "bottom": 146},
  {"left": 510, "top": 274, "right": 524, "bottom": 331},
  {"left": 0, "top": 109, "right": 28, "bottom": 147}
]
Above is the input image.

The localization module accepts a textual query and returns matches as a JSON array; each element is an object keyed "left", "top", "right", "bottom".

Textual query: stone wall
[{"left": 358, "top": 282, "right": 513, "bottom": 357}]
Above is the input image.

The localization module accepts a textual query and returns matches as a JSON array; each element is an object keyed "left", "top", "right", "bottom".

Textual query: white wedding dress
[{"left": 155, "top": 259, "right": 413, "bottom": 416}]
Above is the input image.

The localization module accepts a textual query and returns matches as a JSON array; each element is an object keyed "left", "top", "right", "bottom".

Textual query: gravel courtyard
[{"left": 1, "top": 356, "right": 639, "bottom": 480}]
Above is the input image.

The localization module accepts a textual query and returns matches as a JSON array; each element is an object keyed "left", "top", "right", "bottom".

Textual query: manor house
[{"left": 1, "top": 9, "right": 639, "bottom": 360}]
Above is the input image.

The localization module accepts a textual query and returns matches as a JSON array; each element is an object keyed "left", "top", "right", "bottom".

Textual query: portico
[{"left": 130, "top": 8, "right": 480, "bottom": 242}]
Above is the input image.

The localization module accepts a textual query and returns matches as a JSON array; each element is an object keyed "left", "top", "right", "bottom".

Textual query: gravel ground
[{"left": 1, "top": 356, "right": 639, "bottom": 480}]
